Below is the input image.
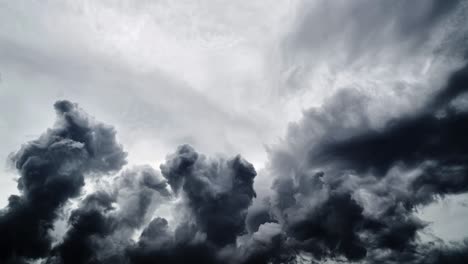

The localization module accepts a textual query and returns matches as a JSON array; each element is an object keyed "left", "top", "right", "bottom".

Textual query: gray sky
[{"left": 1, "top": 0, "right": 468, "bottom": 254}]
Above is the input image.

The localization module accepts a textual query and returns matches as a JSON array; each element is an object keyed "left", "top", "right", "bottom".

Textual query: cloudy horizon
[{"left": 1, "top": 1, "right": 468, "bottom": 263}]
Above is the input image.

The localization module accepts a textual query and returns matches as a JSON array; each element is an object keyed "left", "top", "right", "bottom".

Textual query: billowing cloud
[
  {"left": 47, "top": 165, "right": 169, "bottom": 264},
  {"left": 160, "top": 144, "right": 257, "bottom": 247},
  {"left": 2, "top": 61, "right": 468, "bottom": 264},
  {"left": 1, "top": 1, "right": 468, "bottom": 264},
  {"left": 0, "top": 101, "right": 127, "bottom": 263},
  {"left": 262, "top": 62, "right": 468, "bottom": 263}
]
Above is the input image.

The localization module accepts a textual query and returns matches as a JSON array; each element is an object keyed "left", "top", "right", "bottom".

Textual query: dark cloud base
[{"left": 2, "top": 67, "right": 468, "bottom": 263}]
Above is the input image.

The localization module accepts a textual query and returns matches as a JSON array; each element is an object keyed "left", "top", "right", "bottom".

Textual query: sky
[{"left": 1, "top": 1, "right": 468, "bottom": 263}]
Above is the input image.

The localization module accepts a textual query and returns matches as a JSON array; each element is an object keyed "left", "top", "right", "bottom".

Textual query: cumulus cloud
[
  {"left": 2, "top": 61, "right": 468, "bottom": 264},
  {"left": 1, "top": 2, "right": 468, "bottom": 264},
  {"left": 47, "top": 165, "right": 169, "bottom": 264},
  {"left": 262, "top": 62, "right": 468, "bottom": 263},
  {"left": 0, "top": 101, "right": 127, "bottom": 263},
  {"left": 160, "top": 144, "right": 257, "bottom": 247},
  {"left": 0, "top": 106, "right": 257, "bottom": 264},
  {"left": 313, "top": 64, "right": 468, "bottom": 202}
]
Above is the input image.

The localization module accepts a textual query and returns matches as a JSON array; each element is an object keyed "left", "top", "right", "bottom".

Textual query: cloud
[
  {"left": 287, "top": 0, "right": 462, "bottom": 57},
  {"left": 48, "top": 165, "right": 170, "bottom": 264},
  {"left": 2, "top": 62, "right": 468, "bottom": 264},
  {"left": 128, "top": 218, "right": 221, "bottom": 264},
  {"left": 124, "top": 145, "right": 259, "bottom": 264},
  {"left": 20, "top": 137, "right": 258, "bottom": 264},
  {"left": 46, "top": 191, "right": 117, "bottom": 264},
  {"left": 0, "top": 101, "right": 127, "bottom": 263},
  {"left": 282, "top": 0, "right": 467, "bottom": 89},
  {"left": 160, "top": 144, "right": 257, "bottom": 247},
  {"left": 313, "top": 64, "right": 468, "bottom": 202},
  {"left": 0, "top": 2, "right": 467, "bottom": 263},
  {"left": 264, "top": 62, "right": 468, "bottom": 262}
]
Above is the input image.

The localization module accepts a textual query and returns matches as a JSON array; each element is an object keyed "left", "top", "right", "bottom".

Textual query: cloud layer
[
  {"left": 0, "top": 58, "right": 467, "bottom": 263},
  {"left": 1, "top": 1, "right": 468, "bottom": 264}
]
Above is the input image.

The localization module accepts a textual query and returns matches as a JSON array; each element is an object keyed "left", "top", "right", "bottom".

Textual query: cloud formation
[
  {"left": 160, "top": 144, "right": 257, "bottom": 246},
  {"left": 0, "top": 61, "right": 466, "bottom": 264},
  {"left": 1, "top": 2, "right": 468, "bottom": 264},
  {"left": 2, "top": 60, "right": 468, "bottom": 264},
  {"left": 263, "top": 62, "right": 468, "bottom": 263},
  {"left": 128, "top": 145, "right": 258, "bottom": 263},
  {"left": 0, "top": 101, "right": 127, "bottom": 263},
  {"left": 47, "top": 165, "right": 169, "bottom": 264}
]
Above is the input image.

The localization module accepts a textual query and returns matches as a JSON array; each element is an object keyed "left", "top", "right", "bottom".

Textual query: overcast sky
[{"left": 1, "top": 1, "right": 468, "bottom": 263}]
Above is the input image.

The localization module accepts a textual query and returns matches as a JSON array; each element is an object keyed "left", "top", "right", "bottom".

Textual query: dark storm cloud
[
  {"left": 2, "top": 59, "right": 468, "bottom": 264},
  {"left": 24, "top": 83, "right": 468, "bottom": 264},
  {"left": 0, "top": 101, "right": 127, "bottom": 263},
  {"left": 1, "top": 66, "right": 468, "bottom": 264},
  {"left": 314, "top": 63, "right": 468, "bottom": 201},
  {"left": 418, "top": 240, "right": 468, "bottom": 264},
  {"left": 244, "top": 60, "right": 468, "bottom": 264},
  {"left": 130, "top": 216, "right": 287, "bottom": 264},
  {"left": 126, "top": 145, "right": 259, "bottom": 264},
  {"left": 160, "top": 144, "right": 257, "bottom": 247},
  {"left": 287, "top": 192, "right": 368, "bottom": 260},
  {"left": 48, "top": 165, "right": 170, "bottom": 264},
  {"left": 46, "top": 191, "right": 117, "bottom": 264},
  {"left": 366, "top": 239, "right": 468, "bottom": 264},
  {"left": 245, "top": 200, "right": 274, "bottom": 234},
  {"left": 128, "top": 218, "right": 221, "bottom": 264},
  {"left": 0, "top": 106, "right": 259, "bottom": 264},
  {"left": 264, "top": 62, "right": 468, "bottom": 262}
]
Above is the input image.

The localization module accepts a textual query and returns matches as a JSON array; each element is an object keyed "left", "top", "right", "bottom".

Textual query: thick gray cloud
[
  {"left": 47, "top": 165, "right": 170, "bottom": 264},
  {"left": 160, "top": 144, "right": 257, "bottom": 247},
  {"left": 30, "top": 140, "right": 258, "bottom": 264},
  {"left": 2, "top": 71, "right": 468, "bottom": 263},
  {"left": 260, "top": 62, "right": 468, "bottom": 263},
  {"left": 1, "top": 1, "right": 468, "bottom": 264},
  {"left": 0, "top": 101, "right": 127, "bottom": 263}
]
